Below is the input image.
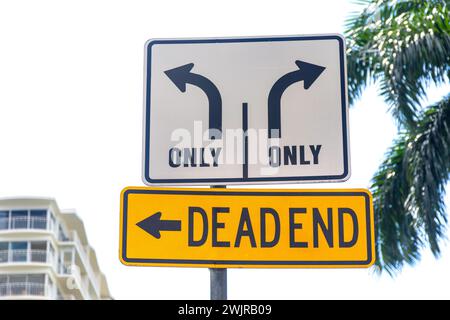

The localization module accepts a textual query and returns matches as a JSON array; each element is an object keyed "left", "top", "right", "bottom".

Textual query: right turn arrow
[{"left": 268, "top": 60, "right": 326, "bottom": 138}]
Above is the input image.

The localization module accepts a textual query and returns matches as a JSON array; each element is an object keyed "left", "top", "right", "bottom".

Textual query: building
[{"left": 0, "top": 198, "right": 111, "bottom": 300}]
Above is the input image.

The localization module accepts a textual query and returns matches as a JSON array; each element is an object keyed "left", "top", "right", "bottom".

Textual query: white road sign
[{"left": 142, "top": 34, "right": 350, "bottom": 185}]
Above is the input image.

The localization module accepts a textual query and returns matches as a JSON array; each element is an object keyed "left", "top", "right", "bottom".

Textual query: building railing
[
  {"left": 0, "top": 250, "right": 7, "bottom": 263},
  {"left": 0, "top": 282, "right": 49, "bottom": 297},
  {"left": 0, "top": 250, "right": 52, "bottom": 264},
  {"left": 0, "top": 217, "right": 48, "bottom": 231}
]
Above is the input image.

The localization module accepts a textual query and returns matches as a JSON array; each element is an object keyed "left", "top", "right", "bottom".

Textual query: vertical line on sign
[{"left": 243, "top": 102, "right": 249, "bottom": 179}]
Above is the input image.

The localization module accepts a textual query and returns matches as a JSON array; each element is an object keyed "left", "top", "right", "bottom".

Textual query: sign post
[
  {"left": 210, "top": 268, "right": 227, "bottom": 300},
  {"left": 209, "top": 185, "right": 227, "bottom": 300}
]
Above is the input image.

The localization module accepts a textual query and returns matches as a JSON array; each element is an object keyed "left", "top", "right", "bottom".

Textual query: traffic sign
[
  {"left": 143, "top": 34, "right": 350, "bottom": 185},
  {"left": 120, "top": 187, "right": 374, "bottom": 268}
]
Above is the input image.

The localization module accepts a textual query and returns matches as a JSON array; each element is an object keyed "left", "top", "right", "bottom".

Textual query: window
[
  {"left": 49, "top": 211, "right": 56, "bottom": 232},
  {"left": 0, "top": 209, "right": 49, "bottom": 230},
  {"left": 0, "top": 275, "right": 7, "bottom": 296},
  {"left": 0, "top": 241, "right": 52, "bottom": 264},
  {"left": 28, "top": 274, "right": 45, "bottom": 296},
  {"left": 11, "top": 210, "right": 28, "bottom": 229},
  {"left": 0, "top": 242, "right": 7, "bottom": 263},
  {"left": 0, "top": 274, "right": 47, "bottom": 297},
  {"left": 11, "top": 241, "right": 28, "bottom": 262},
  {"left": 30, "top": 241, "right": 47, "bottom": 263},
  {"left": 59, "top": 250, "right": 73, "bottom": 274},
  {"left": 9, "top": 275, "right": 26, "bottom": 295},
  {"left": 30, "top": 210, "right": 47, "bottom": 229},
  {"left": 0, "top": 211, "right": 8, "bottom": 230},
  {"left": 58, "top": 225, "right": 69, "bottom": 241},
  {"left": 28, "top": 274, "right": 45, "bottom": 284}
]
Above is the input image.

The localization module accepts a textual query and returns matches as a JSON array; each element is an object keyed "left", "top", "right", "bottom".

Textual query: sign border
[
  {"left": 142, "top": 34, "right": 350, "bottom": 185},
  {"left": 120, "top": 188, "right": 374, "bottom": 268}
]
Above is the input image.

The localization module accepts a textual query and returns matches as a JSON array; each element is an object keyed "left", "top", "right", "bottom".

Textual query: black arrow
[
  {"left": 268, "top": 60, "right": 326, "bottom": 138},
  {"left": 165, "top": 63, "right": 222, "bottom": 139},
  {"left": 136, "top": 212, "right": 181, "bottom": 239}
]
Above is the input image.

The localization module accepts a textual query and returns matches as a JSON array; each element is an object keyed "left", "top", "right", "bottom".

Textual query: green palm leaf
[
  {"left": 346, "top": 0, "right": 450, "bottom": 275},
  {"left": 372, "top": 94, "right": 450, "bottom": 274},
  {"left": 346, "top": 0, "right": 450, "bottom": 129}
]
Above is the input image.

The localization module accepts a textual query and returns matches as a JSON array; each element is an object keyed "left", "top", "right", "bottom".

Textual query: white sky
[{"left": 0, "top": 0, "right": 449, "bottom": 299}]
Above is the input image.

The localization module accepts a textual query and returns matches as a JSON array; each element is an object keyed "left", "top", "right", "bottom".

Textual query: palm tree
[{"left": 345, "top": 0, "right": 450, "bottom": 274}]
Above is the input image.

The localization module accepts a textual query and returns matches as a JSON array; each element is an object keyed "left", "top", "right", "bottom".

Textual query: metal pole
[
  {"left": 210, "top": 185, "right": 227, "bottom": 300},
  {"left": 210, "top": 268, "right": 227, "bottom": 300}
]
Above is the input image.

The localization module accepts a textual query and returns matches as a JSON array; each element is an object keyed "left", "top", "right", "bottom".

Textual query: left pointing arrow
[
  {"left": 136, "top": 212, "right": 181, "bottom": 239},
  {"left": 164, "top": 63, "right": 222, "bottom": 139}
]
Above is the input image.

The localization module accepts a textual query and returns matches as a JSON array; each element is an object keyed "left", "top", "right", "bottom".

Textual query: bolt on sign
[
  {"left": 120, "top": 187, "right": 374, "bottom": 268},
  {"left": 142, "top": 35, "right": 350, "bottom": 185}
]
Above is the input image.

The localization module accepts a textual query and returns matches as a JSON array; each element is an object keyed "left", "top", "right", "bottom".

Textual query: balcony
[
  {"left": 0, "top": 249, "right": 53, "bottom": 265},
  {"left": 0, "top": 216, "right": 48, "bottom": 231},
  {"left": 61, "top": 232, "right": 102, "bottom": 294},
  {"left": 57, "top": 262, "right": 91, "bottom": 300},
  {"left": 0, "top": 282, "right": 49, "bottom": 298}
]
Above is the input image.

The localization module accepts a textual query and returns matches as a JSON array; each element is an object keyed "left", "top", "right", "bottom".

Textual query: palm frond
[
  {"left": 372, "top": 136, "right": 421, "bottom": 275},
  {"left": 372, "top": 94, "right": 450, "bottom": 274},
  {"left": 406, "top": 95, "right": 450, "bottom": 256},
  {"left": 345, "top": 0, "right": 450, "bottom": 129}
]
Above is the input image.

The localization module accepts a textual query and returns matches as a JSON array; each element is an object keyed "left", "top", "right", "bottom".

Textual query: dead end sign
[
  {"left": 142, "top": 35, "right": 350, "bottom": 185},
  {"left": 120, "top": 187, "right": 374, "bottom": 268}
]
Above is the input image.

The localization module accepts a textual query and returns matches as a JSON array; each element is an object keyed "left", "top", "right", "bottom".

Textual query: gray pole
[
  {"left": 210, "top": 185, "right": 227, "bottom": 300},
  {"left": 210, "top": 268, "right": 227, "bottom": 300}
]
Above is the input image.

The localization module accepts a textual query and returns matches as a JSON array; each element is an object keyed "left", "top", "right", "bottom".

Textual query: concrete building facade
[{"left": 0, "top": 198, "right": 111, "bottom": 300}]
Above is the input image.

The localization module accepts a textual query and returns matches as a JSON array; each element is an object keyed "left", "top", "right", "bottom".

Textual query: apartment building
[{"left": 0, "top": 198, "right": 111, "bottom": 300}]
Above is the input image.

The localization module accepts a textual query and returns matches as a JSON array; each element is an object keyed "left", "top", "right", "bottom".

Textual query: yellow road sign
[{"left": 120, "top": 187, "right": 375, "bottom": 268}]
